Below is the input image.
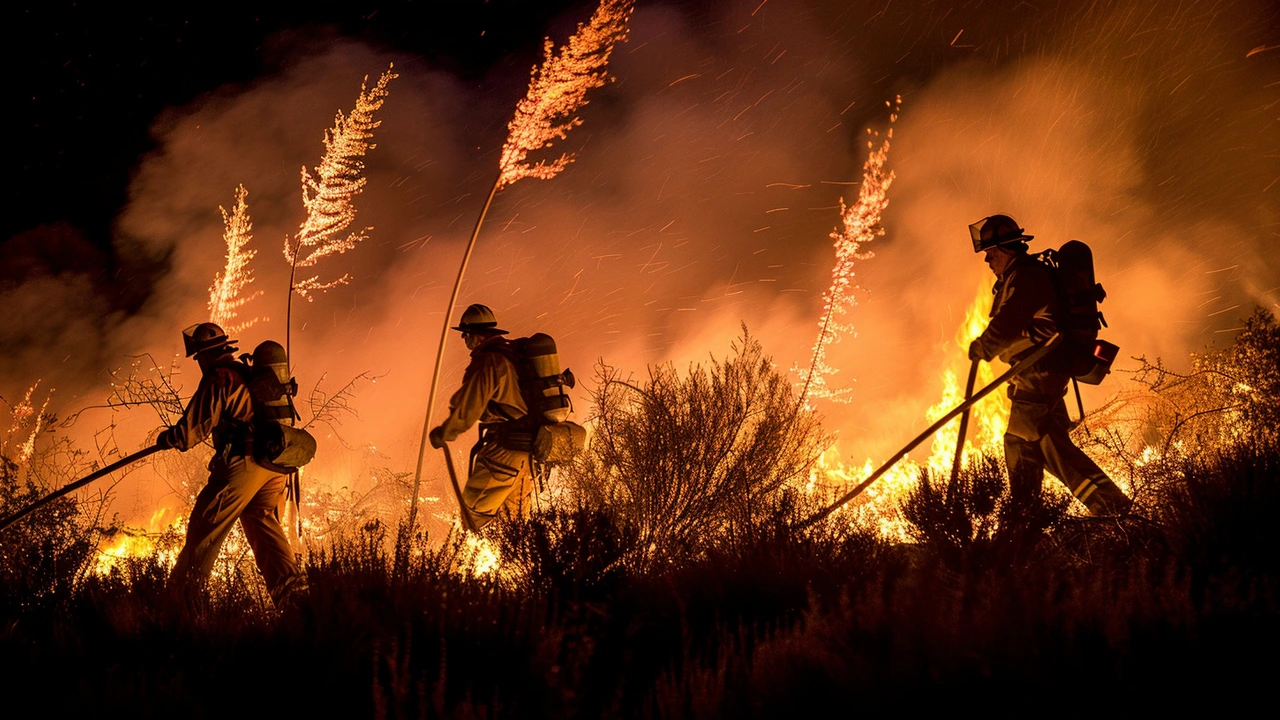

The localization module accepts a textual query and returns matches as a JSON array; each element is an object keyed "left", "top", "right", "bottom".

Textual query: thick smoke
[{"left": 3, "top": 1, "right": 1275, "bottom": 522}]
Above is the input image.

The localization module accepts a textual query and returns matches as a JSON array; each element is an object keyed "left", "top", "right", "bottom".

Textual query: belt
[
  {"left": 480, "top": 423, "right": 534, "bottom": 452},
  {"left": 1007, "top": 386, "right": 1061, "bottom": 404}
]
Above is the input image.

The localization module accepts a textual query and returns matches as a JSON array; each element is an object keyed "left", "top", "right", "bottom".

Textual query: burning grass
[{"left": 1, "top": 312, "right": 1277, "bottom": 714}]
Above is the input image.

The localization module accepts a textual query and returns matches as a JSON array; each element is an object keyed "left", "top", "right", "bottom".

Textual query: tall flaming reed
[
  {"left": 409, "top": 0, "right": 635, "bottom": 530},
  {"left": 796, "top": 98, "right": 900, "bottom": 406},
  {"left": 283, "top": 66, "right": 397, "bottom": 360},
  {"left": 208, "top": 184, "right": 261, "bottom": 333},
  {"left": 2, "top": 382, "right": 52, "bottom": 464}
]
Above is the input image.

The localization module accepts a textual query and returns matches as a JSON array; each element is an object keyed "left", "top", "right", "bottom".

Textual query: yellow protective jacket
[
  {"left": 438, "top": 337, "right": 529, "bottom": 444},
  {"left": 161, "top": 361, "right": 255, "bottom": 454},
  {"left": 972, "top": 253, "right": 1060, "bottom": 366}
]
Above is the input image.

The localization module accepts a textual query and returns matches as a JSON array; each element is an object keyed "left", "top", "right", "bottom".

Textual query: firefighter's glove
[
  {"left": 967, "top": 339, "right": 993, "bottom": 363},
  {"left": 429, "top": 427, "right": 446, "bottom": 450},
  {"left": 155, "top": 428, "right": 178, "bottom": 451}
]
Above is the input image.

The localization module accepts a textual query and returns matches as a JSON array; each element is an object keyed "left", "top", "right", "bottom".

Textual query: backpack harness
[
  {"left": 215, "top": 356, "right": 317, "bottom": 476},
  {"left": 477, "top": 333, "right": 586, "bottom": 477}
]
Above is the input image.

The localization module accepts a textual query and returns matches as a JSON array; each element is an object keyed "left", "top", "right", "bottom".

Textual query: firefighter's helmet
[
  {"left": 451, "top": 304, "right": 508, "bottom": 335},
  {"left": 182, "top": 322, "right": 236, "bottom": 357},
  {"left": 969, "top": 214, "right": 1034, "bottom": 253}
]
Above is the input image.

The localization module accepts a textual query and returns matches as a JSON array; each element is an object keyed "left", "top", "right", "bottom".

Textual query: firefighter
[
  {"left": 966, "top": 215, "right": 1132, "bottom": 516},
  {"left": 158, "top": 322, "right": 306, "bottom": 607},
  {"left": 429, "top": 304, "right": 534, "bottom": 530}
]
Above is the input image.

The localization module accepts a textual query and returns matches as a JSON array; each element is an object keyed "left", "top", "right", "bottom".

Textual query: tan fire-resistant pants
[
  {"left": 1004, "top": 366, "right": 1132, "bottom": 516},
  {"left": 170, "top": 455, "right": 305, "bottom": 607},
  {"left": 462, "top": 441, "right": 533, "bottom": 530}
]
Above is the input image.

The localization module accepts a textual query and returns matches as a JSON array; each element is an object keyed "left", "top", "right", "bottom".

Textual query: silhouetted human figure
[
  {"left": 967, "top": 215, "right": 1132, "bottom": 515},
  {"left": 159, "top": 322, "right": 306, "bottom": 607},
  {"left": 429, "top": 304, "right": 534, "bottom": 529}
]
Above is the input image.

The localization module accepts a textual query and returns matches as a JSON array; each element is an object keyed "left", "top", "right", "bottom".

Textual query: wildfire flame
[
  {"left": 809, "top": 279, "right": 1010, "bottom": 540},
  {"left": 463, "top": 533, "right": 500, "bottom": 577},
  {"left": 925, "top": 276, "right": 1009, "bottom": 477},
  {"left": 796, "top": 97, "right": 900, "bottom": 404},
  {"left": 208, "top": 184, "right": 261, "bottom": 332},
  {"left": 497, "top": 0, "right": 635, "bottom": 189},
  {"left": 284, "top": 65, "right": 397, "bottom": 299},
  {"left": 95, "top": 508, "right": 184, "bottom": 575}
]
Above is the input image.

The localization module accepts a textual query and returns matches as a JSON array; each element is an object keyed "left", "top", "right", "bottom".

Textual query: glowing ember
[
  {"left": 208, "top": 184, "right": 261, "bottom": 332},
  {"left": 796, "top": 97, "right": 900, "bottom": 404},
  {"left": 497, "top": 0, "right": 635, "bottom": 189},
  {"left": 284, "top": 66, "right": 397, "bottom": 299},
  {"left": 462, "top": 532, "right": 501, "bottom": 577}
]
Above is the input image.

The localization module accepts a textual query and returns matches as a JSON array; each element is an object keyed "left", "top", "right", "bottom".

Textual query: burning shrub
[
  {"left": 1193, "top": 307, "right": 1280, "bottom": 440},
  {"left": 1106, "top": 307, "right": 1280, "bottom": 459},
  {"left": 900, "top": 456, "right": 1069, "bottom": 573},
  {"left": 563, "top": 327, "right": 828, "bottom": 568},
  {"left": 1067, "top": 306, "right": 1280, "bottom": 510}
]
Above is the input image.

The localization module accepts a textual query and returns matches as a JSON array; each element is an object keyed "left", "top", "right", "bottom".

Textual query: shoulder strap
[{"left": 213, "top": 358, "right": 252, "bottom": 386}]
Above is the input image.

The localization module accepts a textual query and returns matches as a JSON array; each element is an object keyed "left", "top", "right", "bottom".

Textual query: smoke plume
[{"left": 2, "top": 1, "right": 1275, "bottom": 523}]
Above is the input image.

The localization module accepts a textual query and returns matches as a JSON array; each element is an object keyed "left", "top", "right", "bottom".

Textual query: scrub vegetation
[{"left": 1, "top": 312, "right": 1276, "bottom": 717}]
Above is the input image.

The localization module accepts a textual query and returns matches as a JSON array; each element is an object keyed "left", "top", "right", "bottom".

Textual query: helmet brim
[
  {"left": 190, "top": 341, "right": 238, "bottom": 358},
  {"left": 452, "top": 325, "right": 508, "bottom": 335},
  {"left": 970, "top": 224, "right": 1034, "bottom": 252}
]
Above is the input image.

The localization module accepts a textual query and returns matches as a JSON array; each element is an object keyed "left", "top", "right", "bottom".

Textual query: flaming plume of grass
[
  {"left": 2, "top": 382, "right": 53, "bottom": 464},
  {"left": 795, "top": 97, "right": 900, "bottom": 406},
  {"left": 283, "top": 65, "right": 397, "bottom": 357},
  {"left": 409, "top": 0, "right": 635, "bottom": 531},
  {"left": 497, "top": 0, "right": 635, "bottom": 188},
  {"left": 208, "top": 184, "right": 261, "bottom": 333}
]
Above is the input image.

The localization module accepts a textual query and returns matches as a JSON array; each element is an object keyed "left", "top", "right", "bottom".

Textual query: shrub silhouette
[
  {"left": 0, "top": 454, "right": 95, "bottom": 617},
  {"left": 901, "top": 455, "right": 1069, "bottom": 573},
  {"left": 565, "top": 326, "right": 827, "bottom": 568}
]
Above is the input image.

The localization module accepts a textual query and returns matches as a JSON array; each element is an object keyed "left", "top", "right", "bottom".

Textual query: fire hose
[
  {"left": 441, "top": 443, "right": 478, "bottom": 533},
  {"left": 0, "top": 445, "right": 162, "bottom": 534},
  {"left": 947, "top": 358, "right": 980, "bottom": 506},
  {"left": 798, "top": 334, "right": 1061, "bottom": 529}
]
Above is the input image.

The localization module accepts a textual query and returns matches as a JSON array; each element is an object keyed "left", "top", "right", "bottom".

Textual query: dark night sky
[{"left": 12, "top": 1, "right": 603, "bottom": 250}]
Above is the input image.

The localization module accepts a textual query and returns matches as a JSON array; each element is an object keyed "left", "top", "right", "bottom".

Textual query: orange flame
[
  {"left": 808, "top": 279, "right": 1008, "bottom": 540},
  {"left": 209, "top": 184, "right": 261, "bottom": 332},
  {"left": 94, "top": 508, "right": 183, "bottom": 576},
  {"left": 498, "top": 0, "right": 635, "bottom": 189},
  {"left": 284, "top": 65, "right": 397, "bottom": 299}
]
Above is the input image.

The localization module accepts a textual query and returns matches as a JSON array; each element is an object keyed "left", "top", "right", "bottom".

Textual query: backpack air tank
[
  {"left": 250, "top": 341, "right": 299, "bottom": 425},
  {"left": 524, "top": 333, "right": 573, "bottom": 423}
]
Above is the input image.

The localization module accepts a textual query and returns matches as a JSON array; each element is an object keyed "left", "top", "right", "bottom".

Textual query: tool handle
[
  {"left": 947, "top": 359, "right": 981, "bottom": 503},
  {"left": 440, "top": 444, "right": 477, "bottom": 533},
  {"left": 799, "top": 335, "right": 1061, "bottom": 529},
  {"left": 0, "top": 445, "right": 162, "bottom": 533}
]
